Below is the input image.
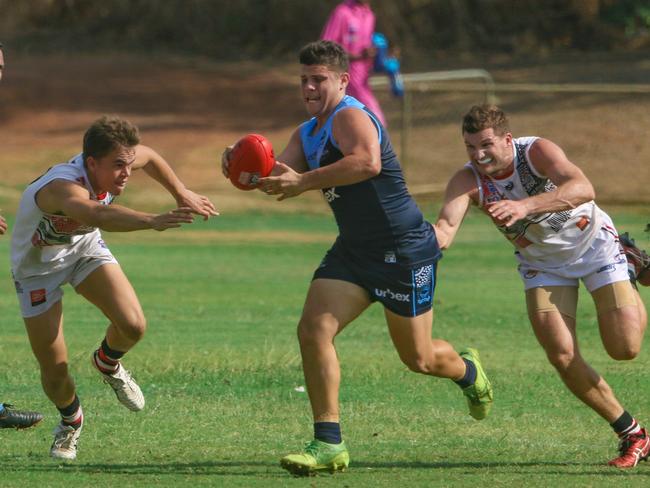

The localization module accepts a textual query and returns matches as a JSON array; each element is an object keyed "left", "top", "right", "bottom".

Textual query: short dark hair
[
  {"left": 83, "top": 115, "right": 140, "bottom": 161},
  {"left": 462, "top": 104, "right": 510, "bottom": 135},
  {"left": 299, "top": 40, "right": 349, "bottom": 73}
]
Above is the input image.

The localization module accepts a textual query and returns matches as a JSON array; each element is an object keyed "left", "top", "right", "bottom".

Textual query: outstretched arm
[
  {"left": 135, "top": 145, "right": 218, "bottom": 220},
  {"left": 486, "top": 138, "right": 594, "bottom": 227},
  {"left": 38, "top": 179, "right": 195, "bottom": 232},
  {"left": 434, "top": 168, "right": 475, "bottom": 249}
]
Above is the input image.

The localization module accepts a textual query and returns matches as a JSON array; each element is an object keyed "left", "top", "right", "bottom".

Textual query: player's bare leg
[
  {"left": 386, "top": 308, "right": 493, "bottom": 419},
  {"left": 597, "top": 302, "right": 646, "bottom": 360},
  {"left": 298, "top": 279, "right": 369, "bottom": 423},
  {"left": 385, "top": 308, "right": 464, "bottom": 378},
  {"left": 530, "top": 306, "right": 648, "bottom": 467},
  {"left": 281, "top": 279, "right": 369, "bottom": 475},
  {"left": 24, "top": 301, "right": 75, "bottom": 411},
  {"left": 76, "top": 263, "right": 146, "bottom": 411},
  {"left": 530, "top": 308, "right": 624, "bottom": 420},
  {"left": 590, "top": 282, "right": 649, "bottom": 467},
  {"left": 24, "top": 300, "right": 83, "bottom": 459}
]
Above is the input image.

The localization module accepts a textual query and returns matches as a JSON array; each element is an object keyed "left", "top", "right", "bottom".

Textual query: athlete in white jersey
[
  {"left": 434, "top": 105, "right": 649, "bottom": 469},
  {"left": 11, "top": 115, "right": 217, "bottom": 460}
]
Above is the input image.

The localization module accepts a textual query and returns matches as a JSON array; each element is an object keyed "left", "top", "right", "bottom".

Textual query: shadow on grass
[
  {"left": 0, "top": 460, "right": 281, "bottom": 477},
  {"left": 354, "top": 460, "right": 650, "bottom": 476},
  {"left": 2, "top": 458, "right": 648, "bottom": 477}
]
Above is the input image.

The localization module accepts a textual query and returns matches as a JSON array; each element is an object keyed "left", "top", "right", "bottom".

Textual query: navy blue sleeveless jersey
[{"left": 299, "top": 95, "right": 440, "bottom": 267}]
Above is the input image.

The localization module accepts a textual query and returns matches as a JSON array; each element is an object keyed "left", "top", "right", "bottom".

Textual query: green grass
[{"left": 1, "top": 208, "right": 649, "bottom": 487}]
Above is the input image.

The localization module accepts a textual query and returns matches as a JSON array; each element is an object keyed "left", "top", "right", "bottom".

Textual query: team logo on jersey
[
  {"left": 414, "top": 264, "right": 433, "bottom": 305},
  {"left": 30, "top": 289, "right": 47, "bottom": 306},
  {"left": 323, "top": 187, "right": 340, "bottom": 203}
]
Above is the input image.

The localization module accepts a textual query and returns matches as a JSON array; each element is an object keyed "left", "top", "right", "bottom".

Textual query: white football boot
[
  {"left": 50, "top": 421, "right": 83, "bottom": 460},
  {"left": 93, "top": 356, "right": 145, "bottom": 411}
]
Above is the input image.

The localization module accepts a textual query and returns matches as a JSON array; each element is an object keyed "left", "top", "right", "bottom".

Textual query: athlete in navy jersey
[
  {"left": 299, "top": 94, "right": 439, "bottom": 267},
  {"left": 222, "top": 41, "right": 493, "bottom": 476}
]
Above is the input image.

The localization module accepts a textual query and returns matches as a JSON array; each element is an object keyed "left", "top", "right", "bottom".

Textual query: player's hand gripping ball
[{"left": 228, "top": 134, "right": 275, "bottom": 191}]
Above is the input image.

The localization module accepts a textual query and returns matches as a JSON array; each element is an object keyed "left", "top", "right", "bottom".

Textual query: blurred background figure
[{"left": 321, "top": 0, "right": 386, "bottom": 126}]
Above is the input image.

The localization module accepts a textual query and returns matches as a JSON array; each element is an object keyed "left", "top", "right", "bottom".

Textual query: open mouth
[{"left": 477, "top": 156, "right": 493, "bottom": 165}]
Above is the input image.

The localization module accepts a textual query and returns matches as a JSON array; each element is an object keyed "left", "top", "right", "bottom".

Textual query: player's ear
[
  {"left": 339, "top": 72, "right": 349, "bottom": 91},
  {"left": 85, "top": 155, "right": 98, "bottom": 171}
]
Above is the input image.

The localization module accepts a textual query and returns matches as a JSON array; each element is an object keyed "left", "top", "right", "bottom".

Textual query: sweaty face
[
  {"left": 463, "top": 128, "right": 514, "bottom": 177},
  {"left": 86, "top": 145, "right": 136, "bottom": 196},
  {"left": 300, "top": 64, "right": 348, "bottom": 120}
]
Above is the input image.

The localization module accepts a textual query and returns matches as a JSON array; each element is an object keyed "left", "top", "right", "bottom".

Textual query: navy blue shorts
[{"left": 313, "top": 242, "right": 438, "bottom": 317}]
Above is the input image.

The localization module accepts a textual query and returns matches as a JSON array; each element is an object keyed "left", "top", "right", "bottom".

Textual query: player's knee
[
  {"left": 401, "top": 354, "right": 435, "bottom": 374},
  {"left": 605, "top": 342, "right": 640, "bottom": 361},
  {"left": 297, "top": 316, "right": 334, "bottom": 346},
  {"left": 546, "top": 349, "right": 576, "bottom": 372},
  {"left": 117, "top": 310, "right": 147, "bottom": 342}
]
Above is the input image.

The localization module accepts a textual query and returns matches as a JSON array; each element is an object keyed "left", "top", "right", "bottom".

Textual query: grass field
[{"left": 1, "top": 207, "right": 649, "bottom": 487}]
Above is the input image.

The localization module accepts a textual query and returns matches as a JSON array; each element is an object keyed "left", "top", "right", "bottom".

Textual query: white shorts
[
  {"left": 516, "top": 219, "right": 629, "bottom": 292},
  {"left": 13, "top": 242, "right": 117, "bottom": 318}
]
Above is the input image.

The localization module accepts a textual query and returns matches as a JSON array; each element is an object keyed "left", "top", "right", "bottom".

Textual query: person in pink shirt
[{"left": 321, "top": 0, "right": 387, "bottom": 125}]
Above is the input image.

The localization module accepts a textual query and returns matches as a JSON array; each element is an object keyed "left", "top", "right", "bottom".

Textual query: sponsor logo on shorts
[
  {"left": 524, "top": 269, "right": 539, "bottom": 279},
  {"left": 384, "top": 251, "right": 397, "bottom": 264},
  {"left": 597, "top": 264, "right": 615, "bottom": 274},
  {"left": 30, "top": 288, "right": 47, "bottom": 306},
  {"left": 374, "top": 288, "right": 410, "bottom": 303}
]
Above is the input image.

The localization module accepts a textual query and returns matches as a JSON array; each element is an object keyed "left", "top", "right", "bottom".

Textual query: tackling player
[
  {"left": 223, "top": 41, "right": 493, "bottom": 476},
  {"left": 11, "top": 115, "right": 217, "bottom": 459},
  {"left": 0, "top": 40, "right": 45, "bottom": 431},
  {"left": 435, "top": 104, "right": 650, "bottom": 468}
]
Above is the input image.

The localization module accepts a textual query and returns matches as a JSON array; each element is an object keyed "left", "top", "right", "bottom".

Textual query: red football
[{"left": 228, "top": 134, "right": 275, "bottom": 191}]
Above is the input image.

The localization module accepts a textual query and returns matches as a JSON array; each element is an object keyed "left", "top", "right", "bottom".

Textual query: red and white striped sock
[
  {"left": 93, "top": 348, "right": 119, "bottom": 374},
  {"left": 58, "top": 396, "right": 83, "bottom": 429}
]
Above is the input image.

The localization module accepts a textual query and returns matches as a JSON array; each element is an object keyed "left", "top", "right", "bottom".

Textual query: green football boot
[
  {"left": 460, "top": 348, "right": 493, "bottom": 420},
  {"left": 280, "top": 439, "right": 350, "bottom": 476}
]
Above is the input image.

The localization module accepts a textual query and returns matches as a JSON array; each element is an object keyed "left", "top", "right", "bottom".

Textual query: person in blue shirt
[{"left": 222, "top": 40, "right": 493, "bottom": 476}]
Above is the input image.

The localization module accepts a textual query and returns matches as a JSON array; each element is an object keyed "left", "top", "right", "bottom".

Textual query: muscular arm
[
  {"left": 260, "top": 108, "right": 381, "bottom": 200},
  {"left": 487, "top": 138, "right": 595, "bottom": 226},
  {"left": 433, "top": 168, "right": 475, "bottom": 249},
  {"left": 135, "top": 144, "right": 217, "bottom": 219},
  {"left": 36, "top": 179, "right": 194, "bottom": 232}
]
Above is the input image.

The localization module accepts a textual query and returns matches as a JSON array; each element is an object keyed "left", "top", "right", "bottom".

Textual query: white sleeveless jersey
[
  {"left": 466, "top": 136, "right": 602, "bottom": 267},
  {"left": 11, "top": 153, "right": 114, "bottom": 278}
]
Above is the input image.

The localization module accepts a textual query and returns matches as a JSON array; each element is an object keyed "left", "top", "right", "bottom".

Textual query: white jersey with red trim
[
  {"left": 11, "top": 153, "right": 114, "bottom": 278},
  {"left": 466, "top": 136, "right": 603, "bottom": 267}
]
